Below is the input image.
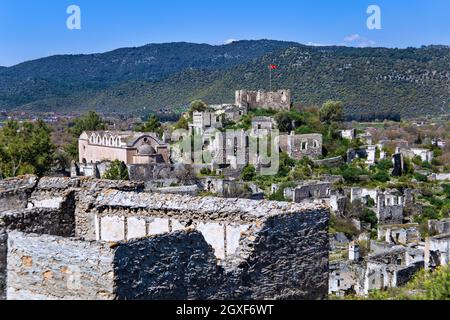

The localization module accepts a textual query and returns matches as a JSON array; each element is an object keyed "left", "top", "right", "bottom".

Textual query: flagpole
[{"left": 269, "top": 66, "right": 272, "bottom": 91}]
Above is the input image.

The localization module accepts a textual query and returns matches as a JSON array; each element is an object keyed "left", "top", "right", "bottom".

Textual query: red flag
[{"left": 269, "top": 64, "right": 278, "bottom": 70}]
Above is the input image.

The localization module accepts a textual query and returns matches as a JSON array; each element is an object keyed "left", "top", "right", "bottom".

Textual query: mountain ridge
[{"left": 0, "top": 40, "right": 449, "bottom": 118}]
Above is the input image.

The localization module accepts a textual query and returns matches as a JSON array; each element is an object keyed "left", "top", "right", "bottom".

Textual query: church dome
[{"left": 137, "top": 144, "right": 156, "bottom": 155}]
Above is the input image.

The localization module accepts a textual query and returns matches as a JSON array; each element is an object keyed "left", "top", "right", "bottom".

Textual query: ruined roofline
[
  {"left": 94, "top": 189, "right": 329, "bottom": 219},
  {"left": 429, "top": 232, "right": 450, "bottom": 240},
  {"left": 0, "top": 175, "right": 38, "bottom": 193},
  {"left": 378, "top": 223, "right": 419, "bottom": 229}
]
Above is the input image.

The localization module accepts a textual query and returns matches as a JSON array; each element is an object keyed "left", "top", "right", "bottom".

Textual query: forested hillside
[{"left": 0, "top": 40, "right": 448, "bottom": 118}]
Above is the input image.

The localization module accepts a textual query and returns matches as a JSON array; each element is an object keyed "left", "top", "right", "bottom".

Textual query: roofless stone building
[{"left": 0, "top": 175, "right": 329, "bottom": 300}]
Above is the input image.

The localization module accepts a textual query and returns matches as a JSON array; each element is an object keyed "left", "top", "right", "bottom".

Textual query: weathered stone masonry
[{"left": 0, "top": 175, "right": 329, "bottom": 300}]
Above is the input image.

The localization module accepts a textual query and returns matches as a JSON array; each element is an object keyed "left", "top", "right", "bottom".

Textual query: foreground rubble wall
[
  {"left": 7, "top": 231, "right": 116, "bottom": 300},
  {"left": 0, "top": 176, "right": 38, "bottom": 213},
  {"left": 0, "top": 176, "right": 330, "bottom": 300},
  {"left": 6, "top": 230, "right": 223, "bottom": 300},
  {"left": 75, "top": 191, "right": 330, "bottom": 299},
  {"left": 227, "top": 212, "right": 329, "bottom": 300},
  {"left": 114, "top": 230, "right": 223, "bottom": 300}
]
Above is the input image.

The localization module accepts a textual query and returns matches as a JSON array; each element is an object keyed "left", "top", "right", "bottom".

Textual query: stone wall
[
  {"left": 0, "top": 230, "right": 6, "bottom": 300},
  {"left": 114, "top": 230, "right": 222, "bottom": 300},
  {"left": 235, "top": 89, "right": 291, "bottom": 111},
  {"left": 377, "top": 205, "right": 404, "bottom": 225},
  {"left": 72, "top": 191, "right": 329, "bottom": 299},
  {"left": 285, "top": 133, "right": 323, "bottom": 160},
  {"left": 428, "top": 219, "right": 450, "bottom": 235},
  {"left": 1, "top": 175, "right": 330, "bottom": 300},
  {"left": 7, "top": 231, "right": 116, "bottom": 300},
  {"left": 293, "top": 182, "right": 331, "bottom": 203},
  {"left": 313, "top": 156, "right": 344, "bottom": 168},
  {"left": 0, "top": 208, "right": 75, "bottom": 237},
  {"left": 220, "top": 212, "right": 329, "bottom": 299},
  {"left": 0, "top": 176, "right": 38, "bottom": 213}
]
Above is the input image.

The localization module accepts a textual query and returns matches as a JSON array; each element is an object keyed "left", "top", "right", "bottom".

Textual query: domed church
[{"left": 78, "top": 131, "right": 170, "bottom": 165}]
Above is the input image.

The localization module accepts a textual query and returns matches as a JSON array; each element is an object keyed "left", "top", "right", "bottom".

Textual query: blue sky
[{"left": 0, "top": 0, "right": 449, "bottom": 66}]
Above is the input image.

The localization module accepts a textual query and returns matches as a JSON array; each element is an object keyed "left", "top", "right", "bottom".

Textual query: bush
[
  {"left": 414, "top": 173, "right": 428, "bottom": 182},
  {"left": 319, "top": 100, "right": 344, "bottom": 124},
  {"left": 376, "top": 159, "right": 393, "bottom": 171},
  {"left": 102, "top": 160, "right": 129, "bottom": 181},
  {"left": 241, "top": 165, "right": 256, "bottom": 181},
  {"left": 361, "top": 209, "right": 378, "bottom": 229},
  {"left": 372, "top": 171, "right": 390, "bottom": 183},
  {"left": 329, "top": 216, "right": 359, "bottom": 238}
]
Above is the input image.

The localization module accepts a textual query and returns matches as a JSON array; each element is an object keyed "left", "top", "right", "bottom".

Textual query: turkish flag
[{"left": 269, "top": 64, "right": 278, "bottom": 70}]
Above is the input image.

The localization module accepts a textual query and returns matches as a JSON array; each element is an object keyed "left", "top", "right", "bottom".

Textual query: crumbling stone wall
[
  {"left": 218, "top": 212, "right": 329, "bottom": 299},
  {"left": 284, "top": 133, "right": 323, "bottom": 160},
  {"left": 7, "top": 231, "right": 116, "bottom": 300},
  {"left": 0, "top": 230, "right": 6, "bottom": 300},
  {"left": 0, "top": 176, "right": 38, "bottom": 213},
  {"left": 1, "top": 175, "right": 330, "bottom": 300},
  {"left": 72, "top": 191, "right": 329, "bottom": 299},
  {"left": 293, "top": 182, "right": 331, "bottom": 203},
  {"left": 235, "top": 89, "right": 291, "bottom": 111},
  {"left": 114, "top": 230, "right": 223, "bottom": 300},
  {"left": 0, "top": 208, "right": 75, "bottom": 237},
  {"left": 428, "top": 219, "right": 450, "bottom": 235}
]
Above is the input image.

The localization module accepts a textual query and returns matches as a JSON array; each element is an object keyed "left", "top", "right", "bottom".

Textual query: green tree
[
  {"left": 102, "top": 160, "right": 129, "bottom": 180},
  {"left": 361, "top": 208, "right": 378, "bottom": 229},
  {"left": 275, "top": 112, "right": 294, "bottom": 133},
  {"left": 241, "top": 165, "right": 256, "bottom": 181},
  {"left": 372, "top": 171, "right": 390, "bottom": 183},
  {"left": 137, "top": 115, "right": 163, "bottom": 137},
  {"left": 65, "top": 111, "right": 106, "bottom": 160},
  {"left": 188, "top": 100, "right": 208, "bottom": 115},
  {"left": 0, "top": 120, "right": 55, "bottom": 177},
  {"left": 319, "top": 100, "right": 344, "bottom": 124},
  {"left": 174, "top": 115, "right": 189, "bottom": 130}
]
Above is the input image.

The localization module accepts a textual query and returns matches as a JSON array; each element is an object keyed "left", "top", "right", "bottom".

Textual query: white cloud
[
  {"left": 344, "top": 34, "right": 362, "bottom": 42},
  {"left": 343, "top": 34, "right": 376, "bottom": 47},
  {"left": 223, "top": 39, "right": 238, "bottom": 45}
]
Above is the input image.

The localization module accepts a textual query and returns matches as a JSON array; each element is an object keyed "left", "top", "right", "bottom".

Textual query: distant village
[{"left": 0, "top": 88, "right": 449, "bottom": 300}]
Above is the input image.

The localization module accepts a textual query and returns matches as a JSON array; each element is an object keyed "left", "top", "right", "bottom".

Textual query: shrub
[
  {"left": 241, "top": 165, "right": 256, "bottom": 181},
  {"left": 102, "top": 160, "right": 129, "bottom": 181}
]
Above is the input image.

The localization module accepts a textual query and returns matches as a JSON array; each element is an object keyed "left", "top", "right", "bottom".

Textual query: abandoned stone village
[{"left": 0, "top": 89, "right": 449, "bottom": 300}]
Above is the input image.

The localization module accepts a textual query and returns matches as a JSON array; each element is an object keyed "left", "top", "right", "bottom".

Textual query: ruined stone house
[{"left": 0, "top": 175, "right": 329, "bottom": 300}]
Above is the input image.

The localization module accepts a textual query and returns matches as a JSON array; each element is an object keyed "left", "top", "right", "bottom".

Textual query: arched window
[{"left": 301, "top": 142, "right": 308, "bottom": 150}]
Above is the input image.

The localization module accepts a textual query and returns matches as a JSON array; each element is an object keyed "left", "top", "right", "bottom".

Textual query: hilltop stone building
[
  {"left": 235, "top": 89, "right": 291, "bottom": 111},
  {"left": 78, "top": 131, "right": 170, "bottom": 165}
]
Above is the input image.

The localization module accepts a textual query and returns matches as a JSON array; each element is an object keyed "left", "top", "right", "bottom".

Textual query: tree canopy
[
  {"left": 102, "top": 160, "right": 129, "bottom": 181},
  {"left": 319, "top": 100, "right": 344, "bottom": 124},
  {"left": 136, "top": 115, "right": 163, "bottom": 137},
  {"left": 0, "top": 120, "right": 55, "bottom": 178}
]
